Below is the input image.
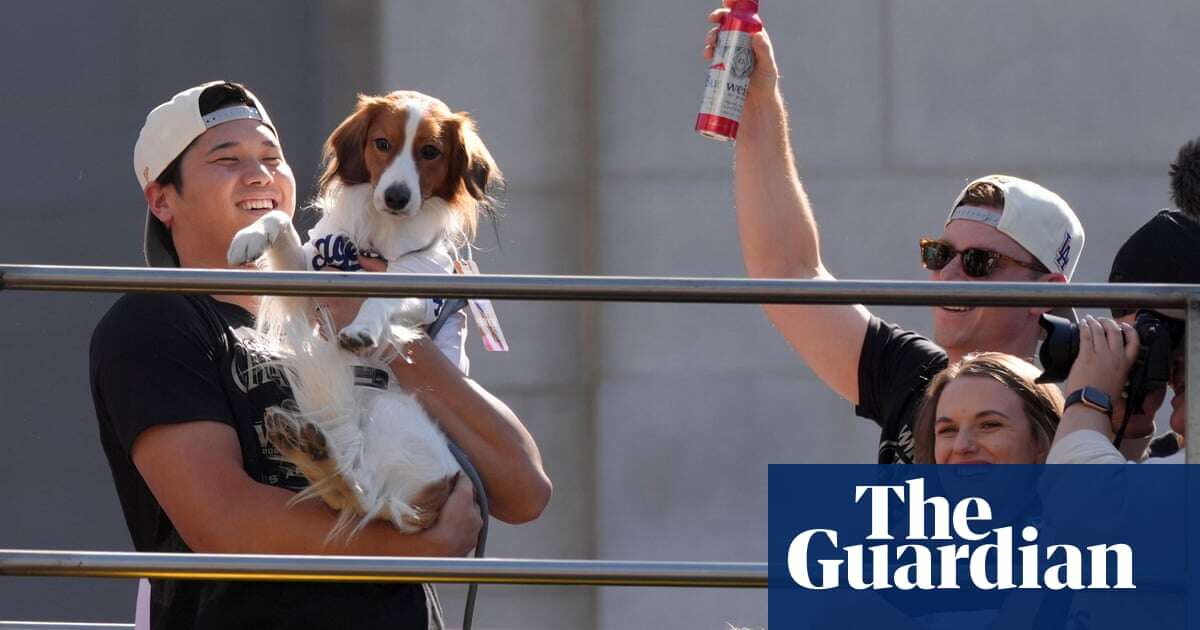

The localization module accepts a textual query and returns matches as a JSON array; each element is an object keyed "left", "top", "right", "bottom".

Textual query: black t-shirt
[
  {"left": 855, "top": 317, "right": 949, "bottom": 464},
  {"left": 90, "top": 293, "right": 432, "bottom": 629}
]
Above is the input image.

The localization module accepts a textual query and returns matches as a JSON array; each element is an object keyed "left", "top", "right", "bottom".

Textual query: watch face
[{"left": 1082, "top": 387, "right": 1111, "bottom": 409}]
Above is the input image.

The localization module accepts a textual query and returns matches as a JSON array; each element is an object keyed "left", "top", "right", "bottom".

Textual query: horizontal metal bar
[
  {"left": 0, "top": 264, "right": 1196, "bottom": 308},
  {"left": 0, "top": 619, "right": 132, "bottom": 624},
  {"left": 0, "top": 550, "right": 765, "bottom": 588}
]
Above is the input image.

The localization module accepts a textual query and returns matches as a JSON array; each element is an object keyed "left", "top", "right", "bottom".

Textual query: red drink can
[{"left": 696, "top": 0, "right": 763, "bottom": 141}]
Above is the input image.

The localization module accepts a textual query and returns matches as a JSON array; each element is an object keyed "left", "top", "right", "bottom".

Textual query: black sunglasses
[{"left": 919, "top": 238, "right": 1048, "bottom": 278}]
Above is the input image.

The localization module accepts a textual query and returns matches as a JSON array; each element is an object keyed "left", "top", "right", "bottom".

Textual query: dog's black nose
[{"left": 384, "top": 183, "right": 412, "bottom": 211}]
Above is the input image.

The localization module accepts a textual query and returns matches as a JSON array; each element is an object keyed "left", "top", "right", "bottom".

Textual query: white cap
[
  {"left": 946, "top": 175, "right": 1084, "bottom": 279},
  {"left": 134, "top": 81, "right": 275, "bottom": 266},
  {"left": 946, "top": 174, "right": 1085, "bottom": 320}
]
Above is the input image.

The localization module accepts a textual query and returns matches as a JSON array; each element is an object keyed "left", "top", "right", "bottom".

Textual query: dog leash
[
  {"left": 427, "top": 251, "right": 485, "bottom": 629},
  {"left": 427, "top": 298, "right": 469, "bottom": 339},
  {"left": 445, "top": 440, "right": 488, "bottom": 630},
  {"left": 429, "top": 295, "right": 485, "bottom": 630}
]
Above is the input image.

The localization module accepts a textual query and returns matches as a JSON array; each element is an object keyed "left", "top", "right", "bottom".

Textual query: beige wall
[
  {"left": 0, "top": 0, "right": 1196, "bottom": 626},
  {"left": 383, "top": 1, "right": 1199, "bottom": 628},
  {"left": 379, "top": 2, "right": 600, "bottom": 627}
]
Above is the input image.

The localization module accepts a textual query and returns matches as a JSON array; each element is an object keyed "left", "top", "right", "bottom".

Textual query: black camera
[{"left": 1037, "top": 310, "right": 1184, "bottom": 418}]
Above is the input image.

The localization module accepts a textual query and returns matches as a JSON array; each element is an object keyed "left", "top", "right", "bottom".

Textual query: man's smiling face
[
  {"left": 153, "top": 118, "right": 296, "bottom": 269},
  {"left": 930, "top": 213, "right": 1051, "bottom": 358}
]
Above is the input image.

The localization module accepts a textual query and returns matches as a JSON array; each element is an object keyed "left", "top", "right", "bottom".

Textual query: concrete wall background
[
  {"left": 1, "top": 1, "right": 1197, "bottom": 628},
  {"left": 0, "top": 0, "right": 377, "bottom": 622},
  {"left": 588, "top": 2, "right": 1197, "bottom": 628}
]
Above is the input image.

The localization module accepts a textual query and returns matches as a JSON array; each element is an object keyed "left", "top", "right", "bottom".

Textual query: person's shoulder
[
  {"left": 95, "top": 293, "right": 203, "bottom": 331},
  {"left": 104, "top": 292, "right": 203, "bottom": 316},
  {"left": 864, "top": 316, "right": 947, "bottom": 365},
  {"left": 1046, "top": 429, "right": 1127, "bottom": 464},
  {"left": 866, "top": 315, "right": 926, "bottom": 340},
  {"left": 91, "top": 294, "right": 218, "bottom": 354}
]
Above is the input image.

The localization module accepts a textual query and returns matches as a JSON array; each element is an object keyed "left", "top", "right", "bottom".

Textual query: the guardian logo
[{"left": 787, "top": 479, "right": 1134, "bottom": 591}]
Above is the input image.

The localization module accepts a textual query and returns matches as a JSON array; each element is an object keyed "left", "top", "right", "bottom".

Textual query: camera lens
[{"left": 1036, "top": 314, "right": 1079, "bottom": 383}]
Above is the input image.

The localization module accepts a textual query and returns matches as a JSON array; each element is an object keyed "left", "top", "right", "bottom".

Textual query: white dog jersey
[{"left": 306, "top": 228, "right": 469, "bottom": 374}]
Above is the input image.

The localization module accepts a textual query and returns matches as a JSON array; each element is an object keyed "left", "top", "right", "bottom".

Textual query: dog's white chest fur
[{"left": 313, "top": 182, "right": 451, "bottom": 262}]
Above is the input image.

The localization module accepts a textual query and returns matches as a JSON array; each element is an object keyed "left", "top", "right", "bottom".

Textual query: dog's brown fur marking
[
  {"left": 400, "top": 472, "right": 458, "bottom": 530},
  {"left": 263, "top": 408, "right": 358, "bottom": 512}
]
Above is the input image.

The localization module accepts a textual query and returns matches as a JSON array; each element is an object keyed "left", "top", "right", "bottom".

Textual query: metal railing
[
  {"left": 0, "top": 550, "right": 763, "bottom": 588},
  {"left": 0, "top": 619, "right": 132, "bottom": 624},
  {"left": 0, "top": 264, "right": 1192, "bottom": 307},
  {"left": 3, "top": 264, "right": 1196, "bottom": 454},
  {"left": 2, "top": 264, "right": 1198, "bottom": 625}
]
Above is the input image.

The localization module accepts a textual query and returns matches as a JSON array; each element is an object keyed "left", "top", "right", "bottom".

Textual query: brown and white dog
[{"left": 227, "top": 91, "right": 501, "bottom": 537}]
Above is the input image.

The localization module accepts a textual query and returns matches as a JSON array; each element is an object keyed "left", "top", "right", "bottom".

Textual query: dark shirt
[
  {"left": 90, "top": 293, "right": 430, "bottom": 629},
  {"left": 855, "top": 317, "right": 949, "bottom": 464}
]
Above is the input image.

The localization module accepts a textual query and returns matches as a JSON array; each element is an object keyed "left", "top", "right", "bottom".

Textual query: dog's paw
[
  {"left": 338, "top": 321, "right": 383, "bottom": 351},
  {"left": 297, "top": 423, "right": 330, "bottom": 461},
  {"left": 264, "top": 409, "right": 330, "bottom": 461},
  {"left": 263, "top": 408, "right": 301, "bottom": 451},
  {"left": 226, "top": 210, "right": 290, "bottom": 265},
  {"left": 227, "top": 228, "right": 271, "bottom": 266},
  {"left": 387, "top": 299, "right": 430, "bottom": 328}
]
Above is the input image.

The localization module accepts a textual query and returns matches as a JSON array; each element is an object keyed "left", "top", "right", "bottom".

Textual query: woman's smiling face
[{"left": 933, "top": 376, "right": 1047, "bottom": 465}]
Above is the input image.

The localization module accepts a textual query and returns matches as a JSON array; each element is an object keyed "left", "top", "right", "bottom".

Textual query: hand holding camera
[
  {"left": 1062, "top": 317, "right": 1140, "bottom": 423},
  {"left": 1041, "top": 310, "right": 1184, "bottom": 441}
]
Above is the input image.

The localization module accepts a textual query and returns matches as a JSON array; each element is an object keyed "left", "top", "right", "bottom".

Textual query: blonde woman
[{"left": 914, "top": 352, "right": 1064, "bottom": 464}]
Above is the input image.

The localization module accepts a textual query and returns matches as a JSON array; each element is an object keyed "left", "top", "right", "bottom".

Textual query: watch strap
[{"left": 1065, "top": 386, "right": 1114, "bottom": 419}]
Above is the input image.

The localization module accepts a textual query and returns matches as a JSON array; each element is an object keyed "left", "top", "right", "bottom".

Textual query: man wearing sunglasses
[{"left": 703, "top": 6, "right": 1084, "bottom": 463}]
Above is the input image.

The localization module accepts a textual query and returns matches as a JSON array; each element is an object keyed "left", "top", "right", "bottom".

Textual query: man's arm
[
  {"left": 708, "top": 6, "right": 871, "bottom": 404},
  {"left": 321, "top": 260, "right": 551, "bottom": 524},
  {"left": 390, "top": 338, "right": 552, "bottom": 524},
  {"left": 132, "top": 420, "right": 482, "bottom": 556}
]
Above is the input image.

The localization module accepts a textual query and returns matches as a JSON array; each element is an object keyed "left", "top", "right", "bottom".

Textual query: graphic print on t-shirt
[
  {"left": 227, "top": 325, "right": 311, "bottom": 490},
  {"left": 878, "top": 424, "right": 915, "bottom": 464}
]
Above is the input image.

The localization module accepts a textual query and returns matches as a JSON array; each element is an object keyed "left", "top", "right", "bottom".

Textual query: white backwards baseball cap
[
  {"left": 133, "top": 81, "right": 276, "bottom": 267},
  {"left": 946, "top": 174, "right": 1085, "bottom": 320}
]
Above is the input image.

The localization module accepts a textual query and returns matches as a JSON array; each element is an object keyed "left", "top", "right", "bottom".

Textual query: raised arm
[{"left": 706, "top": 5, "right": 871, "bottom": 403}]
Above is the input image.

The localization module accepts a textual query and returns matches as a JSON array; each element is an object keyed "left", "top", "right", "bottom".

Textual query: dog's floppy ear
[
  {"left": 440, "top": 112, "right": 503, "bottom": 243},
  {"left": 448, "top": 112, "right": 503, "bottom": 203},
  {"left": 319, "top": 95, "right": 377, "bottom": 193}
]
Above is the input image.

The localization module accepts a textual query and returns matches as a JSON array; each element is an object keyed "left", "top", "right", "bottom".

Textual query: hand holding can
[{"left": 696, "top": 0, "right": 763, "bottom": 141}]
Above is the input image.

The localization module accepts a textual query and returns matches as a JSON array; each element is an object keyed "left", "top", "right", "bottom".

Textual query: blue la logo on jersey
[{"left": 312, "top": 234, "right": 362, "bottom": 271}]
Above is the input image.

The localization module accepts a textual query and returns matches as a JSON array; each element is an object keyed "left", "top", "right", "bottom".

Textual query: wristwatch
[{"left": 1064, "top": 387, "right": 1114, "bottom": 419}]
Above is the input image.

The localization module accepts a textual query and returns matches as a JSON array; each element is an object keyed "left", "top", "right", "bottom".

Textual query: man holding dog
[
  {"left": 703, "top": 3, "right": 1087, "bottom": 463},
  {"left": 90, "top": 81, "right": 550, "bottom": 629}
]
